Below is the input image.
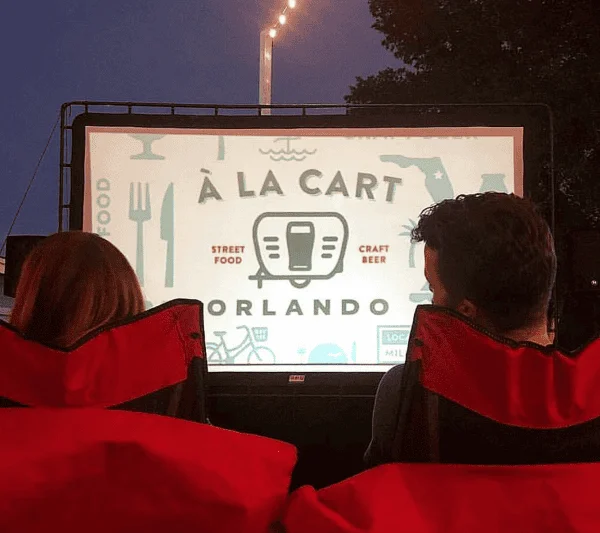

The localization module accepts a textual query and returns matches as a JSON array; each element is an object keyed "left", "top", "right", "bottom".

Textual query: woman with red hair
[
  {"left": 10, "top": 231, "right": 145, "bottom": 347},
  {"left": 2, "top": 230, "right": 207, "bottom": 421},
  {"left": 0, "top": 233, "right": 291, "bottom": 530}
]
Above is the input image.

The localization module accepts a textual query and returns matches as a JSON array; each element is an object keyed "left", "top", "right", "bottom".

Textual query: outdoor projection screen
[{"left": 80, "top": 124, "right": 524, "bottom": 372}]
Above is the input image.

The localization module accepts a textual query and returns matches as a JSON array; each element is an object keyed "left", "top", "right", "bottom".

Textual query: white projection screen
[{"left": 80, "top": 123, "right": 524, "bottom": 373}]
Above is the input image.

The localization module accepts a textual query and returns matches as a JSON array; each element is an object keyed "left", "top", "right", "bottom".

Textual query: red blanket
[
  {"left": 0, "top": 408, "right": 296, "bottom": 533},
  {"left": 284, "top": 462, "right": 600, "bottom": 533}
]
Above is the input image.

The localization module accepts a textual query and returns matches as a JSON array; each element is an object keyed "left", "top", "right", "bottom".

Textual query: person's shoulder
[
  {"left": 381, "top": 363, "right": 404, "bottom": 385},
  {"left": 366, "top": 363, "right": 406, "bottom": 467},
  {"left": 376, "top": 363, "right": 405, "bottom": 396}
]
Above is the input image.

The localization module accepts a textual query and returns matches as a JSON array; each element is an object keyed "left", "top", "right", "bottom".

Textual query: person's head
[
  {"left": 11, "top": 231, "right": 144, "bottom": 347},
  {"left": 412, "top": 192, "right": 556, "bottom": 339}
]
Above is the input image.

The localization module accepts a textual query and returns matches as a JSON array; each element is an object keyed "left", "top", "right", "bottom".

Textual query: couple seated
[{"left": 2, "top": 193, "right": 600, "bottom": 531}]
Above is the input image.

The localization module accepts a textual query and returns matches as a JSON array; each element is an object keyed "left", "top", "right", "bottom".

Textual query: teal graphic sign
[
  {"left": 160, "top": 183, "right": 175, "bottom": 287},
  {"left": 128, "top": 182, "right": 175, "bottom": 289},
  {"left": 307, "top": 341, "right": 357, "bottom": 364},
  {"left": 259, "top": 137, "right": 317, "bottom": 162},
  {"left": 377, "top": 326, "right": 411, "bottom": 364},
  {"left": 129, "top": 134, "right": 166, "bottom": 160},
  {"left": 206, "top": 325, "right": 276, "bottom": 364},
  {"left": 249, "top": 212, "right": 349, "bottom": 289},
  {"left": 128, "top": 182, "right": 152, "bottom": 286},
  {"left": 480, "top": 173, "right": 508, "bottom": 192},
  {"left": 380, "top": 155, "right": 455, "bottom": 203}
]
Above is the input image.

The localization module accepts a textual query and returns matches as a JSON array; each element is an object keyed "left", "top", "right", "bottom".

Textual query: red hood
[
  {"left": 0, "top": 299, "right": 205, "bottom": 407},
  {"left": 409, "top": 305, "right": 600, "bottom": 428},
  {"left": 0, "top": 407, "right": 297, "bottom": 533},
  {"left": 284, "top": 462, "right": 600, "bottom": 533}
]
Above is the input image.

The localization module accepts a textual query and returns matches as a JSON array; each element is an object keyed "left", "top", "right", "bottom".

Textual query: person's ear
[{"left": 456, "top": 299, "right": 478, "bottom": 320}]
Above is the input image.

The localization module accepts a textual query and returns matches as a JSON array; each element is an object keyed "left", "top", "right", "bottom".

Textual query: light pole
[
  {"left": 259, "top": 30, "right": 274, "bottom": 115},
  {"left": 259, "top": 0, "right": 297, "bottom": 115}
]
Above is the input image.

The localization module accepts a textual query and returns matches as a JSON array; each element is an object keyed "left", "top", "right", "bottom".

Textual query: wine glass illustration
[{"left": 129, "top": 134, "right": 166, "bottom": 160}]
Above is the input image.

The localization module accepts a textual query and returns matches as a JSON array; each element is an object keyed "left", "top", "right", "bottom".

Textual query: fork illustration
[{"left": 128, "top": 182, "right": 152, "bottom": 286}]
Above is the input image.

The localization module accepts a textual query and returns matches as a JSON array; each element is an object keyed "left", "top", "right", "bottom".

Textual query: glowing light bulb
[
  {"left": 288, "top": 0, "right": 296, "bottom": 8},
  {"left": 269, "top": 28, "right": 277, "bottom": 38},
  {"left": 279, "top": 14, "right": 287, "bottom": 25}
]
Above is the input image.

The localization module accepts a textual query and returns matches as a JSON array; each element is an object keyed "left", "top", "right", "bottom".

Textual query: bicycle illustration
[{"left": 206, "top": 326, "right": 276, "bottom": 364}]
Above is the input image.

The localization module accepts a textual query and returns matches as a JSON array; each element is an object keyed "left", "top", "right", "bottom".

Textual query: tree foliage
[{"left": 347, "top": 0, "right": 600, "bottom": 227}]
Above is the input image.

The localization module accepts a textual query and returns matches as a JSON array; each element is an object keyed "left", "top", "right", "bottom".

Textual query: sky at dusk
[{"left": 0, "top": 0, "right": 395, "bottom": 246}]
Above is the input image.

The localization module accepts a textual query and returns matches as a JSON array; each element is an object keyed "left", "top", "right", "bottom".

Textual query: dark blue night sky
[{"left": 0, "top": 0, "right": 394, "bottom": 242}]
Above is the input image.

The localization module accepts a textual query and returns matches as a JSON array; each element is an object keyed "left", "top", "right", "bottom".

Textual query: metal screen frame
[{"left": 58, "top": 99, "right": 557, "bottom": 366}]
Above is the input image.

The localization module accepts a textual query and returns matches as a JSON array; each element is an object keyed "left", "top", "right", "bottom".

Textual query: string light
[
  {"left": 265, "top": 1, "right": 298, "bottom": 39},
  {"left": 260, "top": 1, "right": 298, "bottom": 112}
]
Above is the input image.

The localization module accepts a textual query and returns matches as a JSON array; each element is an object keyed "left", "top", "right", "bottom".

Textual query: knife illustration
[
  {"left": 160, "top": 183, "right": 175, "bottom": 287},
  {"left": 218, "top": 136, "right": 225, "bottom": 160}
]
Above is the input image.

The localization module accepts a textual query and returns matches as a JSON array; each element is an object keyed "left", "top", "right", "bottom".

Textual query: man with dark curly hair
[{"left": 365, "top": 192, "right": 557, "bottom": 467}]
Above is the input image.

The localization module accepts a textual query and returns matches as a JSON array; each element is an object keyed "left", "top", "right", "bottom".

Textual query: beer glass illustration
[
  {"left": 249, "top": 212, "right": 348, "bottom": 289},
  {"left": 286, "top": 221, "right": 315, "bottom": 271}
]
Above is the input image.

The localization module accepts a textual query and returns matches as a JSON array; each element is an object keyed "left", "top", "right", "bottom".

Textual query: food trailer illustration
[{"left": 249, "top": 212, "right": 349, "bottom": 289}]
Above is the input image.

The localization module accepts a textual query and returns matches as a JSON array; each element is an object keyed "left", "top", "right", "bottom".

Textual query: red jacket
[
  {"left": 0, "top": 407, "right": 297, "bottom": 533},
  {"left": 283, "top": 462, "right": 600, "bottom": 533}
]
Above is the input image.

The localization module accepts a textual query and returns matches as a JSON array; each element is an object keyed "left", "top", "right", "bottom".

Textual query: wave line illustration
[
  {"left": 259, "top": 148, "right": 317, "bottom": 162},
  {"left": 259, "top": 137, "right": 318, "bottom": 162}
]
